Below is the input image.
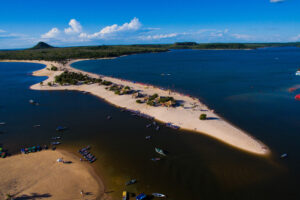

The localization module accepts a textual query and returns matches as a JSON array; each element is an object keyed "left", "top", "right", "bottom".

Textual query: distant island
[{"left": 0, "top": 41, "right": 299, "bottom": 62}]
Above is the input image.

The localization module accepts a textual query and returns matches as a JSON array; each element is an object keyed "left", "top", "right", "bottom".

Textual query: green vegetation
[
  {"left": 50, "top": 65, "right": 58, "bottom": 71},
  {"left": 47, "top": 82, "right": 52, "bottom": 86},
  {"left": 158, "top": 96, "right": 175, "bottom": 103},
  {"left": 31, "top": 41, "right": 54, "bottom": 49},
  {"left": 147, "top": 100, "right": 155, "bottom": 106},
  {"left": 0, "top": 42, "right": 168, "bottom": 62},
  {"left": 149, "top": 93, "right": 158, "bottom": 101},
  {"left": 136, "top": 99, "right": 143, "bottom": 104},
  {"left": 199, "top": 114, "right": 207, "bottom": 120},
  {"left": 114, "top": 90, "right": 121, "bottom": 95},
  {"left": 40, "top": 81, "right": 43, "bottom": 85},
  {"left": 54, "top": 71, "right": 101, "bottom": 85},
  {"left": 1, "top": 41, "right": 299, "bottom": 62},
  {"left": 102, "top": 80, "right": 112, "bottom": 86}
]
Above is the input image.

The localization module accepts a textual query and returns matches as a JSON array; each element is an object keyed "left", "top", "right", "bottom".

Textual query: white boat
[
  {"left": 0, "top": 122, "right": 6, "bottom": 125},
  {"left": 152, "top": 193, "right": 166, "bottom": 198},
  {"left": 296, "top": 71, "right": 300, "bottom": 76}
]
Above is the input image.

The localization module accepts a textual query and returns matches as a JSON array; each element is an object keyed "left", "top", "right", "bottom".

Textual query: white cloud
[
  {"left": 270, "top": 0, "right": 285, "bottom": 3},
  {"left": 41, "top": 28, "right": 60, "bottom": 39},
  {"left": 0, "top": 29, "right": 5, "bottom": 33},
  {"left": 80, "top": 17, "right": 142, "bottom": 39},
  {"left": 231, "top": 33, "right": 253, "bottom": 40},
  {"left": 141, "top": 33, "right": 178, "bottom": 40},
  {"left": 64, "top": 19, "right": 82, "bottom": 34},
  {"left": 290, "top": 34, "right": 300, "bottom": 42}
]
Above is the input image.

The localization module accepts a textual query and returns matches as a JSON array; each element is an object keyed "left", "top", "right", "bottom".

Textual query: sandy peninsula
[
  {"left": 0, "top": 150, "right": 109, "bottom": 200},
  {"left": 1, "top": 59, "right": 270, "bottom": 155}
]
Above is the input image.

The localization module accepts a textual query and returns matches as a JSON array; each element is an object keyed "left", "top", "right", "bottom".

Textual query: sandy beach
[
  {"left": 0, "top": 150, "right": 108, "bottom": 200},
  {"left": 0, "top": 59, "right": 270, "bottom": 155}
]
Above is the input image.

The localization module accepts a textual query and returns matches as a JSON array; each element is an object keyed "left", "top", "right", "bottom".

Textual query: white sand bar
[
  {"left": 0, "top": 150, "right": 109, "bottom": 200},
  {"left": 1, "top": 59, "right": 270, "bottom": 155}
]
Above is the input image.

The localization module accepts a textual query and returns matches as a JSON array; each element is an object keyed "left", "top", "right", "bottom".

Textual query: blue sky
[{"left": 0, "top": 0, "right": 300, "bottom": 48}]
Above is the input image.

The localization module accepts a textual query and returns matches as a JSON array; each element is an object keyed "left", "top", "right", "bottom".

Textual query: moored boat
[
  {"left": 125, "top": 179, "right": 137, "bottom": 186},
  {"left": 295, "top": 94, "right": 300, "bottom": 100},
  {"left": 136, "top": 193, "right": 147, "bottom": 200},
  {"left": 122, "top": 191, "right": 129, "bottom": 200},
  {"left": 56, "top": 126, "right": 67, "bottom": 131},
  {"left": 155, "top": 148, "right": 167, "bottom": 156},
  {"left": 280, "top": 153, "right": 288, "bottom": 158},
  {"left": 151, "top": 157, "right": 162, "bottom": 161},
  {"left": 152, "top": 193, "right": 166, "bottom": 198}
]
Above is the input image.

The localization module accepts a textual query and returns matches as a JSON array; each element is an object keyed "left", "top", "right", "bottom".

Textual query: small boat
[
  {"left": 156, "top": 126, "right": 160, "bottom": 131},
  {"left": 151, "top": 157, "right": 162, "bottom": 162},
  {"left": 153, "top": 121, "right": 156, "bottom": 126},
  {"left": 122, "top": 191, "right": 129, "bottom": 200},
  {"left": 125, "top": 179, "right": 137, "bottom": 186},
  {"left": 145, "top": 136, "right": 151, "bottom": 140},
  {"left": 51, "top": 141, "right": 61, "bottom": 145},
  {"left": 29, "top": 99, "right": 35, "bottom": 104},
  {"left": 295, "top": 94, "right": 300, "bottom": 101},
  {"left": 32, "top": 124, "right": 41, "bottom": 128},
  {"left": 155, "top": 148, "right": 167, "bottom": 156},
  {"left": 56, "top": 126, "right": 67, "bottom": 131},
  {"left": 51, "top": 136, "right": 61, "bottom": 140},
  {"left": 0, "top": 122, "right": 6, "bottom": 126},
  {"left": 280, "top": 153, "right": 288, "bottom": 158},
  {"left": 146, "top": 124, "right": 152, "bottom": 128},
  {"left": 0, "top": 152, "right": 6, "bottom": 158},
  {"left": 29, "top": 99, "right": 39, "bottom": 106},
  {"left": 136, "top": 193, "right": 147, "bottom": 200},
  {"left": 296, "top": 69, "right": 300, "bottom": 76},
  {"left": 107, "top": 115, "right": 112, "bottom": 120},
  {"left": 152, "top": 193, "right": 166, "bottom": 198},
  {"left": 165, "top": 123, "right": 179, "bottom": 130}
]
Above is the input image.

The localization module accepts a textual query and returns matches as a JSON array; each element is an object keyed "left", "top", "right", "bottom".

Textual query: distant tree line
[{"left": 0, "top": 42, "right": 299, "bottom": 62}]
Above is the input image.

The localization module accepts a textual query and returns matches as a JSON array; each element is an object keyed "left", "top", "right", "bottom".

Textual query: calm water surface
[{"left": 1, "top": 48, "right": 300, "bottom": 199}]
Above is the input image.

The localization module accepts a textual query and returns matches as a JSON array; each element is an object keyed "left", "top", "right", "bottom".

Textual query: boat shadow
[{"left": 14, "top": 193, "right": 51, "bottom": 200}]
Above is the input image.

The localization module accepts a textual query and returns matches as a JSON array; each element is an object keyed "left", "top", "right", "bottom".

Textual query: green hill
[{"left": 31, "top": 42, "right": 54, "bottom": 49}]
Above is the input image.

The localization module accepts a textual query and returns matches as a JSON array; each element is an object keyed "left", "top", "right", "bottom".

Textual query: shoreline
[
  {"left": 0, "top": 59, "right": 270, "bottom": 155},
  {"left": 0, "top": 149, "right": 109, "bottom": 200}
]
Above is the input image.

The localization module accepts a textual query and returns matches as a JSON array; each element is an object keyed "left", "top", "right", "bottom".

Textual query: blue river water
[{"left": 1, "top": 47, "right": 300, "bottom": 199}]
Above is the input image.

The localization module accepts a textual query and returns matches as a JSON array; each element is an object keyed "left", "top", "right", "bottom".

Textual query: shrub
[
  {"left": 40, "top": 81, "right": 43, "bottom": 85},
  {"left": 136, "top": 99, "right": 143, "bottom": 104},
  {"left": 147, "top": 100, "right": 155, "bottom": 106},
  {"left": 199, "top": 114, "right": 207, "bottom": 120},
  {"left": 159, "top": 96, "right": 174, "bottom": 103},
  {"left": 102, "top": 80, "right": 112, "bottom": 86},
  {"left": 149, "top": 93, "right": 159, "bottom": 101},
  {"left": 114, "top": 90, "right": 121, "bottom": 95},
  {"left": 124, "top": 86, "right": 130, "bottom": 90},
  {"left": 50, "top": 65, "right": 58, "bottom": 71},
  {"left": 47, "top": 82, "right": 52, "bottom": 86}
]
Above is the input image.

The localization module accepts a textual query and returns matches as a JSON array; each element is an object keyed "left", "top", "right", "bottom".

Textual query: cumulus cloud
[
  {"left": 41, "top": 28, "right": 60, "bottom": 39},
  {"left": 64, "top": 19, "right": 82, "bottom": 34},
  {"left": 270, "top": 0, "right": 285, "bottom": 3},
  {"left": 141, "top": 33, "right": 178, "bottom": 40},
  {"left": 79, "top": 17, "right": 141, "bottom": 39}
]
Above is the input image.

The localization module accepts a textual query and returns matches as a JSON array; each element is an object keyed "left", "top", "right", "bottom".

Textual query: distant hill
[{"left": 31, "top": 42, "right": 54, "bottom": 49}]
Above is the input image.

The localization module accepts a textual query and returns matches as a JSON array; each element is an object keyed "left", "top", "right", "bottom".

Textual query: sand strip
[
  {"left": 0, "top": 149, "right": 109, "bottom": 200},
  {"left": 0, "top": 59, "right": 270, "bottom": 155}
]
